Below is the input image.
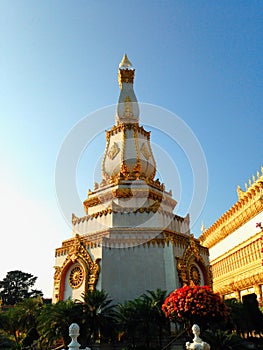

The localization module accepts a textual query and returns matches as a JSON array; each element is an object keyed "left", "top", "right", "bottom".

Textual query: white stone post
[
  {"left": 62, "top": 323, "right": 91, "bottom": 350},
  {"left": 185, "top": 324, "right": 210, "bottom": 350},
  {"left": 68, "top": 323, "right": 81, "bottom": 350}
]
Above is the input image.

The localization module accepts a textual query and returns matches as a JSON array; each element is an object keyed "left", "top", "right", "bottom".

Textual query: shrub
[{"left": 162, "top": 285, "right": 229, "bottom": 329}]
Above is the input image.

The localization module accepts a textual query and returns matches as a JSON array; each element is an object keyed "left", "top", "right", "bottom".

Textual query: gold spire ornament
[
  {"left": 118, "top": 55, "right": 135, "bottom": 88},
  {"left": 119, "top": 53, "right": 133, "bottom": 69}
]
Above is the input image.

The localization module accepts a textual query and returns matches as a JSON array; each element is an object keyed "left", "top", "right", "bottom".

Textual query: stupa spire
[
  {"left": 98, "top": 55, "right": 157, "bottom": 186},
  {"left": 119, "top": 53, "right": 133, "bottom": 69},
  {"left": 116, "top": 53, "right": 139, "bottom": 124}
]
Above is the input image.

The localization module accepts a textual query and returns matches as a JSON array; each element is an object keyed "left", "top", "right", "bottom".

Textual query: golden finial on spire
[
  {"left": 119, "top": 53, "right": 133, "bottom": 69},
  {"left": 118, "top": 53, "right": 135, "bottom": 88}
]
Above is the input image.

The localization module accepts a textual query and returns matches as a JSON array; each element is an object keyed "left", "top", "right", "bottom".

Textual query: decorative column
[{"left": 234, "top": 290, "right": 240, "bottom": 300}]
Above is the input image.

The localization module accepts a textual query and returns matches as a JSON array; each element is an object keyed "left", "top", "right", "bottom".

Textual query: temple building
[
  {"left": 199, "top": 171, "right": 263, "bottom": 302},
  {"left": 52, "top": 55, "right": 211, "bottom": 303}
]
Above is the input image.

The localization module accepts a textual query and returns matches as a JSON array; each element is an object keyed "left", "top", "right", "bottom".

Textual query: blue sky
[{"left": 0, "top": 1, "right": 262, "bottom": 298}]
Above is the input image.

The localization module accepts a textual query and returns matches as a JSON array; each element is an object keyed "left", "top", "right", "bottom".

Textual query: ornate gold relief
[
  {"left": 124, "top": 96, "right": 132, "bottom": 117},
  {"left": 69, "top": 265, "right": 84, "bottom": 289},
  {"left": 54, "top": 235, "right": 101, "bottom": 301},
  {"left": 177, "top": 236, "right": 212, "bottom": 287},
  {"left": 118, "top": 69, "right": 135, "bottom": 88},
  {"left": 189, "top": 264, "right": 201, "bottom": 286},
  {"left": 108, "top": 142, "right": 120, "bottom": 160},
  {"left": 141, "top": 143, "right": 150, "bottom": 160},
  {"left": 88, "top": 258, "right": 100, "bottom": 291}
]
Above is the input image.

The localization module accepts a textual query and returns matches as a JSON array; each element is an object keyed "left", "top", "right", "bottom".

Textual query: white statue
[
  {"left": 185, "top": 324, "right": 210, "bottom": 350},
  {"left": 62, "top": 323, "right": 91, "bottom": 350}
]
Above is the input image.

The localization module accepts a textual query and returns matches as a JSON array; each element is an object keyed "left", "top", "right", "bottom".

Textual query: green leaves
[
  {"left": 116, "top": 289, "right": 169, "bottom": 348},
  {"left": 0, "top": 270, "right": 43, "bottom": 306}
]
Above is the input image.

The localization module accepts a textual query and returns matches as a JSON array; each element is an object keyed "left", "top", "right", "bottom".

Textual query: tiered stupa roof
[{"left": 72, "top": 55, "right": 189, "bottom": 237}]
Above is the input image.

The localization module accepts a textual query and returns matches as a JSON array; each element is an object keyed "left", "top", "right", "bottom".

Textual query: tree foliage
[
  {"left": 162, "top": 285, "right": 229, "bottom": 329},
  {"left": 0, "top": 297, "right": 43, "bottom": 349},
  {"left": 0, "top": 270, "right": 43, "bottom": 305},
  {"left": 37, "top": 298, "right": 82, "bottom": 348},
  {"left": 80, "top": 289, "right": 116, "bottom": 345},
  {"left": 116, "top": 289, "right": 169, "bottom": 348}
]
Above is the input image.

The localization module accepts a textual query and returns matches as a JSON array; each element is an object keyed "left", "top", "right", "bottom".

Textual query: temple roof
[{"left": 199, "top": 166, "right": 263, "bottom": 248}]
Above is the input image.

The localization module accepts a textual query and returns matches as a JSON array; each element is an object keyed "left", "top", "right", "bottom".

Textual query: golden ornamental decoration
[
  {"left": 88, "top": 258, "right": 101, "bottom": 291},
  {"left": 54, "top": 236, "right": 101, "bottom": 300},
  {"left": 118, "top": 69, "right": 135, "bottom": 88},
  {"left": 189, "top": 264, "right": 201, "bottom": 286},
  {"left": 119, "top": 53, "right": 133, "bottom": 68},
  {"left": 69, "top": 265, "right": 84, "bottom": 289},
  {"left": 124, "top": 96, "right": 133, "bottom": 117},
  {"left": 108, "top": 142, "right": 120, "bottom": 160},
  {"left": 141, "top": 143, "right": 151, "bottom": 160},
  {"left": 176, "top": 237, "right": 212, "bottom": 287}
]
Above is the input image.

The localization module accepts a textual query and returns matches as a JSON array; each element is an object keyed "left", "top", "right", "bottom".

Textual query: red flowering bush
[{"left": 162, "top": 285, "right": 229, "bottom": 328}]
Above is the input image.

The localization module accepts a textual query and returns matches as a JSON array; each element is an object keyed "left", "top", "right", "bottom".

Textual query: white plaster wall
[
  {"left": 117, "top": 83, "right": 139, "bottom": 123},
  {"left": 73, "top": 214, "right": 112, "bottom": 235},
  {"left": 100, "top": 243, "right": 177, "bottom": 303},
  {"left": 209, "top": 212, "right": 263, "bottom": 261},
  {"left": 54, "top": 254, "right": 67, "bottom": 267},
  {"left": 240, "top": 287, "right": 255, "bottom": 299},
  {"left": 163, "top": 243, "right": 180, "bottom": 294},
  {"left": 73, "top": 211, "right": 188, "bottom": 235},
  {"left": 104, "top": 132, "right": 123, "bottom": 176}
]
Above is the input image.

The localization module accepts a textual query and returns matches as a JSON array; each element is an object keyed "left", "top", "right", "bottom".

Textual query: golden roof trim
[
  {"left": 73, "top": 204, "right": 179, "bottom": 225},
  {"left": 199, "top": 168, "right": 263, "bottom": 247},
  {"left": 106, "top": 123, "right": 150, "bottom": 141},
  {"left": 55, "top": 229, "right": 195, "bottom": 255},
  {"left": 211, "top": 231, "right": 262, "bottom": 264}
]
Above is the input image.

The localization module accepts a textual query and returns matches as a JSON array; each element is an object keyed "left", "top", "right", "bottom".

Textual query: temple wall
[
  {"left": 100, "top": 243, "right": 178, "bottom": 303},
  {"left": 209, "top": 211, "right": 263, "bottom": 261}
]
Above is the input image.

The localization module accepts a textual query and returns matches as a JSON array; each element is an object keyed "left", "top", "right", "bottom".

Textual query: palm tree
[
  {"left": 133, "top": 297, "right": 154, "bottom": 348},
  {"left": 37, "top": 298, "right": 82, "bottom": 348},
  {"left": 80, "top": 289, "right": 116, "bottom": 345},
  {"left": 0, "top": 332, "right": 15, "bottom": 349},
  {"left": 116, "top": 299, "right": 144, "bottom": 348},
  {"left": 142, "top": 289, "right": 170, "bottom": 347},
  {"left": 116, "top": 293, "right": 164, "bottom": 349}
]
